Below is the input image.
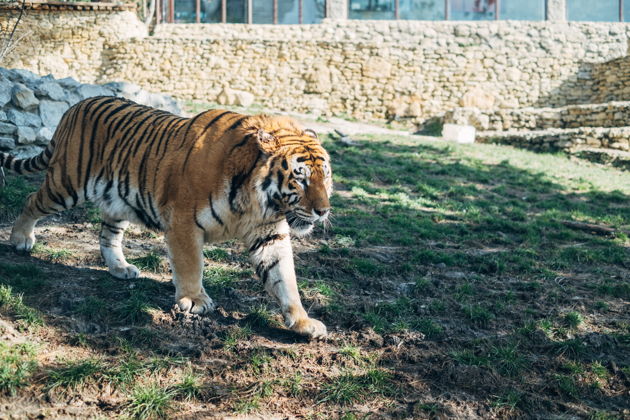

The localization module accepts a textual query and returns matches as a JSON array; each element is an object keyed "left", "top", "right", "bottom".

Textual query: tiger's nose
[{"left": 313, "top": 208, "right": 330, "bottom": 219}]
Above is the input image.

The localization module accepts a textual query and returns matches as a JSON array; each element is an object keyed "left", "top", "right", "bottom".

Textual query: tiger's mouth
[{"left": 285, "top": 211, "right": 314, "bottom": 236}]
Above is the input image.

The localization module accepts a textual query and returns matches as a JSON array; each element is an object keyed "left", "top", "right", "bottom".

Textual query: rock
[
  {"left": 363, "top": 57, "right": 392, "bottom": 79},
  {"left": 0, "top": 76, "right": 12, "bottom": 107},
  {"left": 305, "top": 97, "right": 328, "bottom": 116},
  {"left": 460, "top": 87, "right": 496, "bottom": 110},
  {"left": 76, "top": 84, "right": 114, "bottom": 100},
  {"left": 7, "top": 109, "right": 41, "bottom": 127},
  {"left": 13, "top": 145, "right": 42, "bottom": 159},
  {"left": 11, "top": 69, "right": 38, "bottom": 84},
  {"left": 104, "top": 81, "right": 141, "bottom": 97},
  {"left": 39, "top": 100, "right": 69, "bottom": 127},
  {"left": 65, "top": 92, "right": 82, "bottom": 106},
  {"left": 442, "top": 123, "right": 476, "bottom": 144},
  {"left": 305, "top": 65, "right": 332, "bottom": 93},
  {"left": 234, "top": 90, "right": 254, "bottom": 107},
  {"left": 36, "top": 127, "right": 55, "bottom": 144},
  {"left": 16, "top": 126, "right": 37, "bottom": 144},
  {"left": 12, "top": 83, "right": 39, "bottom": 110},
  {"left": 216, "top": 87, "right": 235, "bottom": 106},
  {"left": 0, "top": 122, "right": 16, "bottom": 135},
  {"left": 57, "top": 77, "right": 80, "bottom": 89},
  {"left": 35, "top": 81, "right": 66, "bottom": 101},
  {"left": 0, "top": 136, "right": 15, "bottom": 149}
]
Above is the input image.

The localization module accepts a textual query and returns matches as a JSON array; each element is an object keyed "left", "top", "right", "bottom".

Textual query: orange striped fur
[{"left": 2, "top": 96, "right": 332, "bottom": 338}]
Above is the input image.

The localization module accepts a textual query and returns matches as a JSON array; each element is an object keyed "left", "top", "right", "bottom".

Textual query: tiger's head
[{"left": 250, "top": 116, "right": 333, "bottom": 236}]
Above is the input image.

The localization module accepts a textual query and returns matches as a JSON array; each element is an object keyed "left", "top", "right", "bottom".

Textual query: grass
[
  {"left": 46, "top": 359, "right": 104, "bottom": 393},
  {"left": 318, "top": 369, "right": 396, "bottom": 405},
  {"left": 0, "top": 342, "right": 37, "bottom": 395},
  {"left": 0, "top": 285, "right": 44, "bottom": 330},
  {"left": 125, "top": 383, "right": 174, "bottom": 419},
  {"left": 128, "top": 252, "right": 164, "bottom": 273},
  {"left": 0, "top": 131, "right": 629, "bottom": 418}
]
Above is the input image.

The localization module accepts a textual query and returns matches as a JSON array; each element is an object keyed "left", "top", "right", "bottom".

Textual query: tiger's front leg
[
  {"left": 166, "top": 223, "right": 215, "bottom": 314},
  {"left": 249, "top": 225, "right": 327, "bottom": 339}
]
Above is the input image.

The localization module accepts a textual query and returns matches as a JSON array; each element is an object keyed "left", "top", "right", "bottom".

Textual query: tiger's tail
[{"left": 0, "top": 140, "right": 55, "bottom": 186}]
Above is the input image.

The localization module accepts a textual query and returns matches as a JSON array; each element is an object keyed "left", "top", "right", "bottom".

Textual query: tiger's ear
[
  {"left": 255, "top": 129, "right": 278, "bottom": 154},
  {"left": 304, "top": 128, "right": 319, "bottom": 140}
]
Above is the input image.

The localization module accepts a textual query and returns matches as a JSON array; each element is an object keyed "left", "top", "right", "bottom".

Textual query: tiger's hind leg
[
  {"left": 99, "top": 214, "right": 140, "bottom": 280},
  {"left": 10, "top": 182, "right": 67, "bottom": 251}
]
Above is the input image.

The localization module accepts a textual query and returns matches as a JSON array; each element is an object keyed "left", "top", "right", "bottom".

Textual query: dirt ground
[{"left": 0, "top": 132, "right": 629, "bottom": 419}]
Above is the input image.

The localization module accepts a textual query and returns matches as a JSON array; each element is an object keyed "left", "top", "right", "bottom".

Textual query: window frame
[
  {"left": 159, "top": 0, "right": 315, "bottom": 24},
  {"left": 349, "top": 0, "right": 549, "bottom": 21}
]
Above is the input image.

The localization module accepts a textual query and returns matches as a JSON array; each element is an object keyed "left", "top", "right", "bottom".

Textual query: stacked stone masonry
[{"left": 4, "top": 5, "right": 630, "bottom": 123}]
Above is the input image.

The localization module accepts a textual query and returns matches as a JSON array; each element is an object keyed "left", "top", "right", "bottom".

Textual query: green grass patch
[
  {"left": 319, "top": 368, "right": 396, "bottom": 405},
  {"left": 46, "top": 359, "right": 104, "bottom": 393},
  {"left": 0, "top": 342, "right": 37, "bottom": 395},
  {"left": 0, "top": 285, "right": 44, "bottom": 330},
  {"left": 125, "top": 383, "right": 174, "bottom": 419},
  {"left": 128, "top": 252, "right": 164, "bottom": 273}
]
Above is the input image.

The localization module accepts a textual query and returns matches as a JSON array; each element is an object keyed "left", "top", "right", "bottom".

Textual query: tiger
[{"left": 1, "top": 96, "right": 332, "bottom": 339}]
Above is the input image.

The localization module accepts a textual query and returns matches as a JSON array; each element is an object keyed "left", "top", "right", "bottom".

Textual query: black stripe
[
  {"left": 257, "top": 259, "right": 280, "bottom": 285},
  {"left": 228, "top": 152, "right": 262, "bottom": 214},
  {"left": 228, "top": 116, "right": 246, "bottom": 131},
  {"left": 249, "top": 234, "right": 286, "bottom": 253},
  {"left": 194, "top": 209, "right": 205, "bottom": 232},
  {"left": 208, "top": 194, "right": 224, "bottom": 226},
  {"left": 198, "top": 111, "right": 233, "bottom": 136}
]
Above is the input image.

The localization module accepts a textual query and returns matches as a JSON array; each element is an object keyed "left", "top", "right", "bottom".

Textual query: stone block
[
  {"left": 36, "top": 127, "right": 55, "bottom": 144},
  {"left": 12, "top": 83, "right": 39, "bottom": 111},
  {"left": 39, "top": 100, "right": 69, "bottom": 127},
  {"left": 16, "top": 126, "right": 37, "bottom": 145},
  {"left": 0, "top": 77, "right": 12, "bottom": 107},
  {"left": 442, "top": 124, "right": 476, "bottom": 144},
  {"left": 0, "top": 136, "right": 15, "bottom": 149},
  {"left": 77, "top": 84, "right": 114, "bottom": 100},
  {"left": 7, "top": 109, "right": 41, "bottom": 128},
  {"left": 35, "top": 81, "right": 66, "bottom": 101},
  {"left": 0, "top": 122, "right": 16, "bottom": 134}
]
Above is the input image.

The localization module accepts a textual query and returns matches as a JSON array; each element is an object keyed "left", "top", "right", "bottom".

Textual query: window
[
  {"left": 399, "top": 0, "right": 445, "bottom": 20},
  {"left": 568, "top": 0, "right": 621, "bottom": 21},
  {"left": 500, "top": 0, "right": 545, "bottom": 20},
  {"left": 349, "top": 0, "right": 396, "bottom": 20},
  {"left": 450, "top": 0, "right": 496, "bottom": 20},
  {"left": 349, "top": 0, "right": 546, "bottom": 20},
  {"left": 160, "top": 0, "right": 325, "bottom": 24}
]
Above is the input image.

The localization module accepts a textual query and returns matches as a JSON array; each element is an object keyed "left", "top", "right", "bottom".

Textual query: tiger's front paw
[
  {"left": 176, "top": 290, "right": 215, "bottom": 314},
  {"left": 10, "top": 229, "right": 35, "bottom": 252},
  {"left": 110, "top": 264, "right": 141, "bottom": 280},
  {"left": 290, "top": 317, "right": 327, "bottom": 339}
]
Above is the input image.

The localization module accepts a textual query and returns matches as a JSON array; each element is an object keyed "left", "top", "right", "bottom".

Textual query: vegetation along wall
[{"left": 3, "top": 3, "right": 630, "bottom": 125}]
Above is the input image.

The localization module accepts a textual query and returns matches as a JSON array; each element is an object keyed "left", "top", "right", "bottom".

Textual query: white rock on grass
[{"left": 442, "top": 123, "right": 476, "bottom": 144}]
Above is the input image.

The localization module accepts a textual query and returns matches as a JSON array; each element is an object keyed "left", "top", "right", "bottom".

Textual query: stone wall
[
  {"left": 3, "top": 4, "right": 630, "bottom": 124},
  {"left": 108, "top": 21, "right": 630, "bottom": 123},
  {"left": 445, "top": 102, "right": 630, "bottom": 132},
  {"left": 0, "top": 2, "right": 146, "bottom": 84}
]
